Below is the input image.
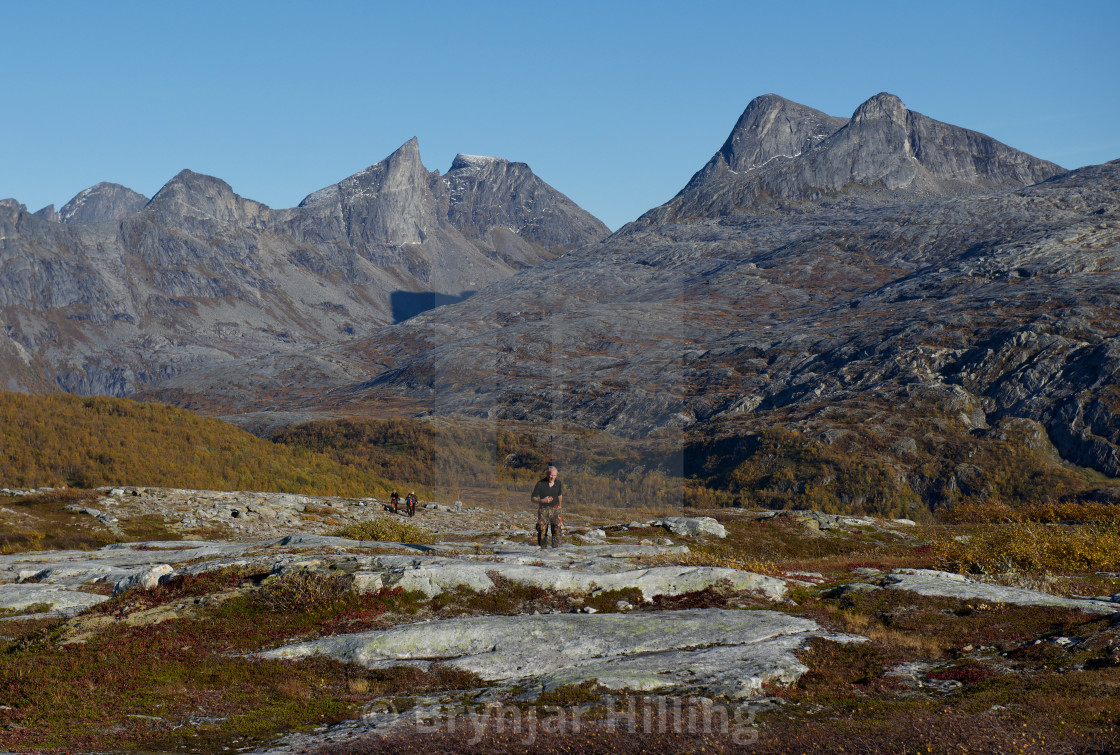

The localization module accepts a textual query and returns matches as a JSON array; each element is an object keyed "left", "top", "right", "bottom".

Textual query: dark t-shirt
[{"left": 532, "top": 478, "right": 563, "bottom": 506}]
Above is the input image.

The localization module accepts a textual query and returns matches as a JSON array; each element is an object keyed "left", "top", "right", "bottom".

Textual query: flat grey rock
[
  {"left": 0, "top": 532, "right": 708, "bottom": 604},
  {"left": 379, "top": 562, "right": 786, "bottom": 601},
  {"left": 260, "top": 608, "right": 859, "bottom": 699},
  {"left": 0, "top": 540, "right": 262, "bottom": 586},
  {"left": 886, "top": 569, "right": 1118, "bottom": 614},
  {"left": 274, "top": 534, "right": 434, "bottom": 552},
  {"left": 0, "top": 583, "right": 110, "bottom": 617}
]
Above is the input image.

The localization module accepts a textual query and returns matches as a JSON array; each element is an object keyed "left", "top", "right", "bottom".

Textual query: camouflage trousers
[{"left": 537, "top": 505, "right": 563, "bottom": 548}]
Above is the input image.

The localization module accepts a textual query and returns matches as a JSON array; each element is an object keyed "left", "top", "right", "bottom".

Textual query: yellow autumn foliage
[
  {"left": 0, "top": 392, "right": 392, "bottom": 497},
  {"left": 933, "top": 522, "right": 1120, "bottom": 575}
]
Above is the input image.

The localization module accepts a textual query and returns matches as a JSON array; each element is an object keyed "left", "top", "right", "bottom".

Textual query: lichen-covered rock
[
  {"left": 378, "top": 562, "right": 785, "bottom": 601},
  {"left": 659, "top": 517, "right": 728, "bottom": 538},
  {"left": 886, "top": 569, "right": 1118, "bottom": 614},
  {"left": 0, "top": 583, "right": 110, "bottom": 617},
  {"left": 260, "top": 608, "right": 861, "bottom": 699},
  {"left": 113, "top": 564, "right": 174, "bottom": 595}
]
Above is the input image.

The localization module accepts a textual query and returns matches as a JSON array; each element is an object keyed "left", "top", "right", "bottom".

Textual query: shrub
[
  {"left": 253, "top": 571, "right": 355, "bottom": 615},
  {"left": 941, "top": 499, "right": 1120, "bottom": 525},
  {"left": 932, "top": 522, "right": 1120, "bottom": 575},
  {"left": 332, "top": 518, "right": 437, "bottom": 544},
  {"left": 927, "top": 662, "right": 997, "bottom": 684}
]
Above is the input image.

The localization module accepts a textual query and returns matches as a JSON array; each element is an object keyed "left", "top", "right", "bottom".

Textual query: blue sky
[{"left": 3, "top": 1, "right": 1117, "bottom": 230}]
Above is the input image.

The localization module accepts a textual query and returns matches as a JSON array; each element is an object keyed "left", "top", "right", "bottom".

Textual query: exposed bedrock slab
[
  {"left": 887, "top": 569, "right": 1118, "bottom": 614},
  {"left": 0, "top": 540, "right": 261, "bottom": 586},
  {"left": 0, "top": 537, "right": 430, "bottom": 588},
  {"left": 273, "top": 534, "right": 436, "bottom": 552},
  {"left": 261, "top": 608, "right": 858, "bottom": 698},
  {"left": 378, "top": 562, "right": 787, "bottom": 601},
  {"left": 0, "top": 583, "right": 110, "bottom": 617}
]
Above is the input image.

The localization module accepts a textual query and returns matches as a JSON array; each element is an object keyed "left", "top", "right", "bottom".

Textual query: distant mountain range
[
  {"left": 5, "top": 92, "right": 1119, "bottom": 500},
  {"left": 129, "top": 93, "right": 1120, "bottom": 495},
  {"left": 0, "top": 139, "right": 608, "bottom": 394}
]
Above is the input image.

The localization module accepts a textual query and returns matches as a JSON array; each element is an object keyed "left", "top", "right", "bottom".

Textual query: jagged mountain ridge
[
  {"left": 0, "top": 140, "right": 608, "bottom": 395},
  {"left": 140, "top": 94, "right": 1120, "bottom": 486},
  {"left": 641, "top": 93, "right": 1064, "bottom": 224}
]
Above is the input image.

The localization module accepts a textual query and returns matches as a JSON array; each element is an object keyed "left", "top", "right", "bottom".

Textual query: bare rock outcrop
[{"left": 261, "top": 608, "right": 858, "bottom": 699}]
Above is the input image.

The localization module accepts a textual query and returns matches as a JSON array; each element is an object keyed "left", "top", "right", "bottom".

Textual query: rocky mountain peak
[
  {"left": 717, "top": 94, "right": 846, "bottom": 173},
  {"left": 58, "top": 182, "right": 149, "bottom": 225},
  {"left": 850, "top": 92, "right": 908, "bottom": 125},
  {"left": 444, "top": 151, "right": 610, "bottom": 256},
  {"left": 381, "top": 136, "right": 427, "bottom": 181},
  {"left": 150, "top": 169, "right": 234, "bottom": 206},
  {"left": 298, "top": 137, "right": 439, "bottom": 248},
  {"left": 33, "top": 205, "right": 60, "bottom": 223},
  {"left": 642, "top": 93, "right": 1067, "bottom": 223},
  {"left": 0, "top": 135, "right": 611, "bottom": 396},
  {"left": 145, "top": 170, "right": 267, "bottom": 226},
  {"left": 449, "top": 154, "right": 508, "bottom": 171}
]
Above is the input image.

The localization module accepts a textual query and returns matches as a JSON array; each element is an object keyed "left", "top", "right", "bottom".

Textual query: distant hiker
[
  {"left": 531, "top": 465, "right": 564, "bottom": 549},
  {"left": 389, "top": 490, "right": 400, "bottom": 514},
  {"left": 406, "top": 491, "right": 417, "bottom": 518}
]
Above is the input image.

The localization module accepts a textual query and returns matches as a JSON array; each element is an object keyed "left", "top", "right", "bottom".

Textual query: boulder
[
  {"left": 659, "top": 517, "right": 728, "bottom": 538},
  {"left": 113, "top": 564, "right": 174, "bottom": 595},
  {"left": 826, "top": 582, "right": 882, "bottom": 598},
  {"left": 64, "top": 504, "right": 119, "bottom": 528}
]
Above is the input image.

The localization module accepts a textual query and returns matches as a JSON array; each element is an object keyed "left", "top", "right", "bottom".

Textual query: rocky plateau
[{"left": 2, "top": 485, "right": 1117, "bottom": 752}]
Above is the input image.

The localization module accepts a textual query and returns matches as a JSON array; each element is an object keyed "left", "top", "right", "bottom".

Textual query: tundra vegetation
[
  {"left": 0, "top": 393, "right": 394, "bottom": 497},
  {"left": 0, "top": 396, "right": 1118, "bottom": 752}
]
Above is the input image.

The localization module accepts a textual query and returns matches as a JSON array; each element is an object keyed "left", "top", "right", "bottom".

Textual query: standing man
[{"left": 531, "top": 465, "right": 564, "bottom": 549}]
